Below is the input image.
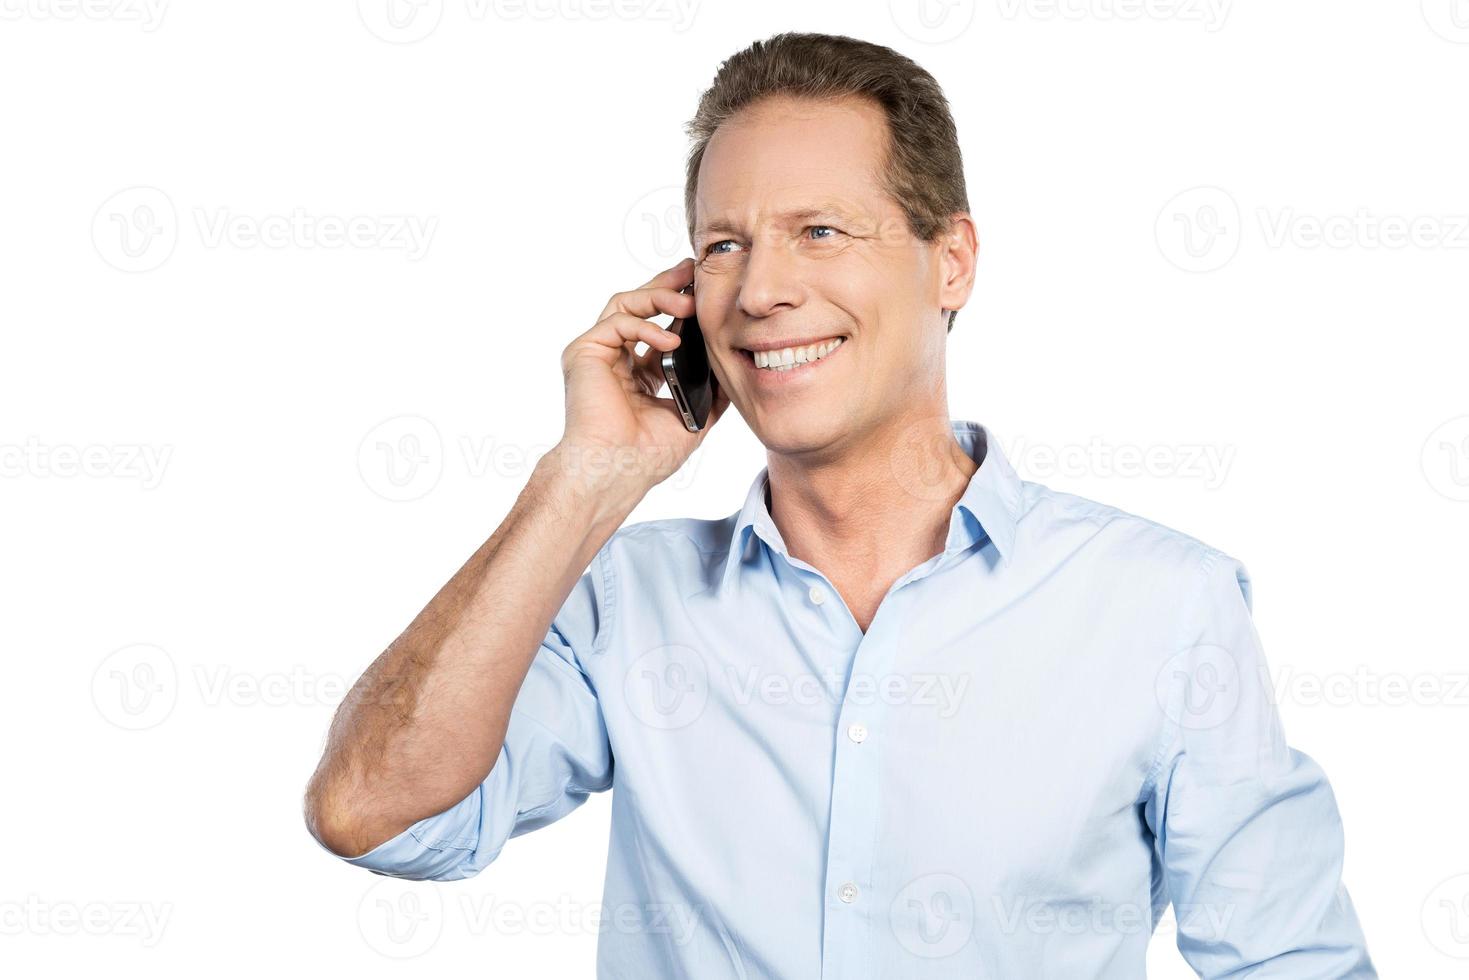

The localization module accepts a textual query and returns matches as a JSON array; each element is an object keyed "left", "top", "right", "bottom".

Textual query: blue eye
[{"left": 705, "top": 227, "right": 838, "bottom": 254}]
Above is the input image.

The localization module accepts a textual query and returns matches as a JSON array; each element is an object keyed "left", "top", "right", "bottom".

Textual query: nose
[{"left": 737, "top": 236, "right": 803, "bottom": 319}]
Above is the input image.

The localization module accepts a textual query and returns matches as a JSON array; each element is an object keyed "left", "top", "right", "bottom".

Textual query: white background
[{"left": 3, "top": 0, "right": 1467, "bottom": 976}]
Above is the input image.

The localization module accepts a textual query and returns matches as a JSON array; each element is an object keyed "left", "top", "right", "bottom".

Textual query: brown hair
[{"left": 683, "top": 32, "right": 969, "bottom": 333}]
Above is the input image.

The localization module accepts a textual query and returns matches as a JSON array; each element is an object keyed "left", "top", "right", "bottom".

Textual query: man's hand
[{"left": 555, "top": 257, "right": 730, "bottom": 499}]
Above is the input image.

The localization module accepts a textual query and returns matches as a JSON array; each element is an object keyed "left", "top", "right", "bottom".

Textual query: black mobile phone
[{"left": 660, "top": 282, "right": 715, "bottom": 432}]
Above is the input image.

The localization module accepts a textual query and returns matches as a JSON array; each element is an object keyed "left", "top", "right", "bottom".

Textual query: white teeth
[{"left": 750, "top": 337, "right": 844, "bottom": 371}]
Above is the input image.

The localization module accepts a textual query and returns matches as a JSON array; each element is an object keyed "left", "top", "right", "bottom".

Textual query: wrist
[{"left": 532, "top": 443, "right": 650, "bottom": 533}]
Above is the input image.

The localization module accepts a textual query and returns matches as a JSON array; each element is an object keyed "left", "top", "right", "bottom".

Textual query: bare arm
[
  {"left": 304, "top": 257, "right": 729, "bottom": 858},
  {"left": 305, "top": 455, "right": 635, "bottom": 857}
]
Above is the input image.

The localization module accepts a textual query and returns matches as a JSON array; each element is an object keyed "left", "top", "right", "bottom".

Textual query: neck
[{"left": 764, "top": 411, "right": 978, "bottom": 578}]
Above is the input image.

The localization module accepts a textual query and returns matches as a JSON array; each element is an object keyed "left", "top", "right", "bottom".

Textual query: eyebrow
[{"left": 695, "top": 204, "right": 856, "bottom": 239}]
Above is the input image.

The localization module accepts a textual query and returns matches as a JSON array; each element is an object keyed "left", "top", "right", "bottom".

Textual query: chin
[{"left": 752, "top": 404, "right": 851, "bottom": 457}]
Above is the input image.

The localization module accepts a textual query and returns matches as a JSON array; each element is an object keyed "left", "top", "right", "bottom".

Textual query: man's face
[{"left": 692, "top": 94, "right": 962, "bottom": 457}]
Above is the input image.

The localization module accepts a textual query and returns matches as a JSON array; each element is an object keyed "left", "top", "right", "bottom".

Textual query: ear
[{"left": 936, "top": 213, "right": 978, "bottom": 319}]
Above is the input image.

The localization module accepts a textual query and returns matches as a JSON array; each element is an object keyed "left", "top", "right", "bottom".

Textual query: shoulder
[
  {"left": 603, "top": 513, "right": 734, "bottom": 559},
  {"left": 592, "top": 512, "right": 739, "bottom": 591},
  {"left": 1015, "top": 479, "right": 1244, "bottom": 601}
]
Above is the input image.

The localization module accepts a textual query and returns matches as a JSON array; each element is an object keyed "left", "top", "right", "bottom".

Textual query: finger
[
  {"left": 618, "top": 312, "right": 685, "bottom": 383},
  {"left": 635, "top": 256, "right": 695, "bottom": 291},
  {"left": 630, "top": 329, "right": 683, "bottom": 396},
  {"left": 598, "top": 280, "right": 696, "bottom": 324},
  {"left": 563, "top": 311, "right": 681, "bottom": 373}
]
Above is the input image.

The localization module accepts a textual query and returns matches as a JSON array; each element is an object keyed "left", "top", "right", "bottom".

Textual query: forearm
[{"left": 305, "top": 447, "right": 641, "bottom": 857}]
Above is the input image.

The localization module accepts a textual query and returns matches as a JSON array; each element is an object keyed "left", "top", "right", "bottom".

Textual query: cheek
[
  {"left": 868, "top": 324, "right": 941, "bottom": 385},
  {"left": 694, "top": 255, "right": 743, "bottom": 282}
]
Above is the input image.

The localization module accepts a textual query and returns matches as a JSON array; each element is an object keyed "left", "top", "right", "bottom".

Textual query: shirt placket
[{"left": 766, "top": 534, "right": 952, "bottom": 980}]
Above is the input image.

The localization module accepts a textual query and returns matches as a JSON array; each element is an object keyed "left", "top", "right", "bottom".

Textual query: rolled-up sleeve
[
  {"left": 328, "top": 554, "right": 614, "bottom": 882},
  {"left": 1142, "top": 548, "right": 1376, "bottom": 977}
]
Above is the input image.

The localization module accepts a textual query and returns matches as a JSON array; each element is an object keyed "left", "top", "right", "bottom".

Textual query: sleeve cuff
[{"left": 318, "top": 784, "right": 484, "bottom": 881}]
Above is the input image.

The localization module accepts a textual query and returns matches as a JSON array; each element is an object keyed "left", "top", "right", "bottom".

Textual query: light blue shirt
[{"left": 328, "top": 420, "right": 1375, "bottom": 978}]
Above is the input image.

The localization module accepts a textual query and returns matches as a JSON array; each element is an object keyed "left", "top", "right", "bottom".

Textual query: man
[{"left": 305, "top": 32, "right": 1375, "bottom": 978}]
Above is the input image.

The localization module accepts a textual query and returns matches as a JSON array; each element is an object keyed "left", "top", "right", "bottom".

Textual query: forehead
[{"left": 694, "top": 95, "right": 895, "bottom": 234}]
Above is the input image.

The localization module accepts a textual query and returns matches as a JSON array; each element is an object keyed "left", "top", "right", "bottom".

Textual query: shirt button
[
  {"left": 847, "top": 722, "right": 868, "bottom": 744},
  {"left": 838, "top": 881, "right": 859, "bottom": 903},
  {"left": 808, "top": 585, "right": 827, "bottom": 605}
]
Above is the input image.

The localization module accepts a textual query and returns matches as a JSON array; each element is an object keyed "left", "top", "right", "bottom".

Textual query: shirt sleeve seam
[
  {"left": 514, "top": 704, "right": 614, "bottom": 794},
  {"left": 593, "top": 537, "right": 617, "bottom": 659},
  {"left": 407, "top": 788, "right": 482, "bottom": 852},
  {"left": 403, "top": 766, "right": 604, "bottom": 856},
  {"left": 409, "top": 825, "right": 478, "bottom": 852},
  {"left": 1136, "top": 543, "right": 1226, "bottom": 805}
]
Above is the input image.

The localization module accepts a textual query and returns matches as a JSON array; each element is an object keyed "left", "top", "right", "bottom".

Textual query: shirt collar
[{"left": 717, "top": 419, "right": 1023, "bottom": 595}]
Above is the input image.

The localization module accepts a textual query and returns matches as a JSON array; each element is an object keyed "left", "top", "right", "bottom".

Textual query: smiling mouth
[{"left": 738, "top": 336, "right": 847, "bottom": 372}]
